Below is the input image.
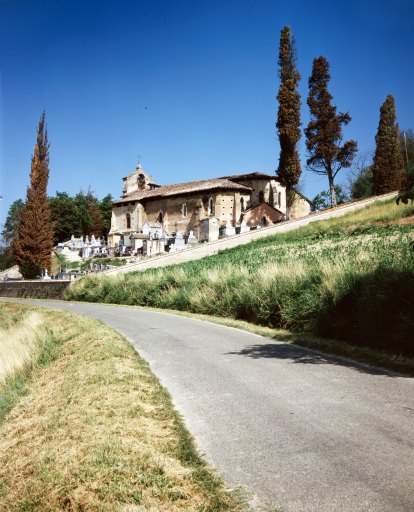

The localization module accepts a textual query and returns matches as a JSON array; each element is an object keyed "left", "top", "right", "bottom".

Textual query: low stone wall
[{"left": 0, "top": 280, "right": 70, "bottom": 299}]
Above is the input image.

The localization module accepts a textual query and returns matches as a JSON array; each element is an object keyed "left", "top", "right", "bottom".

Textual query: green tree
[
  {"left": 312, "top": 184, "right": 349, "bottom": 211},
  {"left": 350, "top": 166, "right": 373, "bottom": 199},
  {"left": 372, "top": 95, "right": 404, "bottom": 194},
  {"left": 86, "top": 192, "right": 104, "bottom": 237},
  {"left": 49, "top": 192, "right": 80, "bottom": 244},
  {"left": 1, "top": 199, "right": 25, "bottom": 245},
  {"left": 0, "top": 245, "right": 15, "bottom": 271},
  {"left": 349, "top": 153, "right": 374, "bottom": 199},
  {"left": 276, "top": 25, "right": 301, "bottom": 219},
  {"left": 12, "top": 112, "right": 54, "bottom": 278},
  {"left": 100, "top": 194, "right": 113, "bottom": 238},
  {"left": 73, "top": 189, "right": 105, "bottom": 238},
  {"left": 396, "top": 164, "right": 414, "bottom": 204},
  {"left": 305, "top": 56, "right": 357, "bottom": 207}
]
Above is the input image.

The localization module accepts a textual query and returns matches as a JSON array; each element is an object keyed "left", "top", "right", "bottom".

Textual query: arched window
[
  {"left": 126, "top": 213, "right": 131, "bottom": 229},
  {"left": 137, "top": 173, "right": 146, "bottom": 190},
  {"left": 157, "top": 211, "right": 164, "bottom": 223},
  {"left": 278, "top": 191, "right": 282, "bottom": 206},
  {"left": 240, "top": 197, "right": 245, "bottom": 212},
  {"left": 182, "top": 203, "right": 188, "bottom": 218},
  {"left": 258, "top": 191, "right": 265, "bottom": 203},
  {"left": 260, "top": 216, "right": 267, "bottom": 227},
  {"left": 208, "top": 197, "right": 215, "bottom": 215}
]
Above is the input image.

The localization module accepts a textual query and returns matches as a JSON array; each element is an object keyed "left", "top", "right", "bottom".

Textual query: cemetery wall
[{"left": 0, "top": 280, "right": 70, "bottom": 299}]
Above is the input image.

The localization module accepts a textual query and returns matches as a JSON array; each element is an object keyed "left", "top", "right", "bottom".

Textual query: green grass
[
  {"left": 0, "top": 303, "right": 246, "bottom": 511},
  {"left": 66, "top": 199, "right": 414, "bottom": 359}
]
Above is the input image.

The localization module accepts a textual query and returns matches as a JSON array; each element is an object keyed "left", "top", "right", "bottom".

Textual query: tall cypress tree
[
  {"left": 12, "top": 112, "right": 54, "bottom": 278},
  {"left": 276, "top": 25, "right": 301, "bottom": 219},
  {"left": 372, "top": 95, "right": 404, "bottom": 194},
  {"left": 305, "top": 57, "right": 357, "bottom": 207}
]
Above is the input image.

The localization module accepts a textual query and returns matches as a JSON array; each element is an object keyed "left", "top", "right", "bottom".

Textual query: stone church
[{"left": 108, "top": 162, "right": 311, "bottom": 247}]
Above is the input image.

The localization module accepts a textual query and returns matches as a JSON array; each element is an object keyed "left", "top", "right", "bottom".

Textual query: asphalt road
[{"left": 2, "top": 299, "right": 414, "bottom": 512}]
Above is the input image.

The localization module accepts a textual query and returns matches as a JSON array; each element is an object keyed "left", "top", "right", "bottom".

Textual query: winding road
[{"left": 3, "top": 299, "right": 414, "bottom": 512}]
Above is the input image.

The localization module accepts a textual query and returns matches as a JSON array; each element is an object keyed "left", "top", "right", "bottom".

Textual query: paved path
[{"left": 3, "top": 299, "right": 413, "bottom": 512}]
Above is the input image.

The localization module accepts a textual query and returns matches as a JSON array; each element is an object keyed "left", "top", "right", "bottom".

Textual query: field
[
  {"left": 67, "top": 199, "right": 414, "bottom": 359},
  {"left": 0, "top": 303, "right": 244, "bottom": 511}
]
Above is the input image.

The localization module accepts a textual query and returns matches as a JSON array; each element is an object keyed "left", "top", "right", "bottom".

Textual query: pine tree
[
  {"left": 372, "top": 95, "right": 404, "bottom": 194},
  {"left": 12, "top": 112, "right": 54, "bottom": 278},
  {"left": 305, "top": 57, "right": 357, "bottom": 207},
  {"left": 276, "top": 25, "right": 301, "bottom": 219}
]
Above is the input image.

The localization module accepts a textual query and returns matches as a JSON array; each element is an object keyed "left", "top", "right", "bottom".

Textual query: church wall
[
  {"left": 143, "top": 194, "right": 207, "bottom": 236},
  {"left": 108, "top": 174, "right": 311, "bottom": 246},
  {"left": 234, "top": 178, "right": 286, "bottom": 212},
  {"left": 290, "top": 195, "right": 311, "bottom": 218}
]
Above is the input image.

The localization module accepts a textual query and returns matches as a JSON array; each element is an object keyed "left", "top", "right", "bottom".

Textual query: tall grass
[
  {"left": 0, "top": 310, "right": 44, "bottom": 383},
  {"left": 67, "top": 218, "right": 414, "bottom": 356},
  {"left": 67, "top": 201, "right": 414, "bottom": 355}
]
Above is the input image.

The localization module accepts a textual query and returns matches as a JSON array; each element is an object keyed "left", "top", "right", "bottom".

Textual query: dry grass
[
  {"left": 0, "top": 304, "right": 244, "bottom": 511},
  {"left": 0, "top": 308, "right": 45, "bottom": 383}
]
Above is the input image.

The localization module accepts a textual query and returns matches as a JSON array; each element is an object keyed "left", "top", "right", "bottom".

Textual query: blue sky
[{"left": 1, "top": 0, "right": 413, "bottom": 225}]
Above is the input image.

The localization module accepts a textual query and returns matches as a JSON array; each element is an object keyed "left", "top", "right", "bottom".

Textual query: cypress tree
[
  {"left": 305, "top": 57, "right": 357, "bottom": 207},
  {"left": 372, "top": 95, "right": 404, "bottom": 194},
  {"left": 12, "top": 112, "right": 54, "bottom": 278},
  {"left": 276, "top": 25, "right": 301, "bottom": 219}
]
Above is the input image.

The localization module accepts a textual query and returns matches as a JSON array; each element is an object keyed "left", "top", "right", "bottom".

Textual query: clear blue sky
[{"left": 1, "top": 0, "right": 413, "bottom": 225}]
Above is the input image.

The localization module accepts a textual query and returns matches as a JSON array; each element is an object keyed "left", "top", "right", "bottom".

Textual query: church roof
[
  {"left": 113, "top": 177, "right": 252, "bottom": 205},
  {"left": 243, "top": 202, "right": 284, "bottom": 215},
  {"left": 220, "top": 171, "right": 280, "bottom": 181}
]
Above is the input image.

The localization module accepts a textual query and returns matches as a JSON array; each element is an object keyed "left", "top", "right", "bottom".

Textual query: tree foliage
[
  {"left": 49, "top": 192, "right": 81, "bottom": 244},
  {"left": 305, "top": 56, "right": 357, "bottom": 207},
  {"left": 12, "top": 112, "right": 54, "bottom": 278},
  {"left": 396, "top": 164, "right": 414, "bottom": 205},
  {"left": 100, "top": 194, "right": 114, "bottom": 237},
  {"left": 1, "top": 199, "right": 25, "bottom": 245},
  {"left": 399, "top": 128, "right": 414, "bottom": 167},
  {"left": 312, "top": 184, "right": 349, "bottom": 211},
  {"left": 350, "top": 165, "right": 373, "bottom": 200},
  {"left": 48, "top": 190, "right": 113, "bottom": 243},
  {"left": 0, "top": 245, "right": 15, "bottom": 271},
  {"left": 348, "top": 152, "right": 374, "bottom": 200},
  {"left": 372, "top": 95, "right": 404, "bottom": 195},
  {"left": 276, "top": 25, "right": 301, "bottom": 218}
]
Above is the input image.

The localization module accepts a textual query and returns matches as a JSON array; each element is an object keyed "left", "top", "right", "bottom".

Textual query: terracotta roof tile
[
  {"left": 113, "top": 178, "right": 252, "bottom": 205},
  {"left": 220, "top": 171, "right": 279, "bottom": 181}
]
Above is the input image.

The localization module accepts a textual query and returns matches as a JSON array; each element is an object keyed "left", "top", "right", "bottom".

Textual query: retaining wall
[{"left": 0, "top": 280, "right": 70, "bottom": 299}]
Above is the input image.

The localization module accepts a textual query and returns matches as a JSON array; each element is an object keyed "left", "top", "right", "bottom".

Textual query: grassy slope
[
  {"left": 66, "top": 199, "right": 414, "bottom": 361},
  {"left": 0, "top": 303, "right": 244, "bottom": 512}
]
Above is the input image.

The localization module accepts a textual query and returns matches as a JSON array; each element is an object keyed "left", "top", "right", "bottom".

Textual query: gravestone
[
  {"left": 187, "top": 230, "right": 198, "bottom": 246},
  {"left": 240, "top": 219, "right": 250, "bottom": 233}
]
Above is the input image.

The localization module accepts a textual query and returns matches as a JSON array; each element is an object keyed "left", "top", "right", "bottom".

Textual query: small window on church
[
  {"left": 182, "top": 204, "right": 188, "bottom": 218},
  {"left": 137, "top": 173, "right": 146, "bottom": 190},
  {"left": 240, "top": 197, "right": 245, "bottom": 212},
  {"left": 157, "top": 211, "right": 164, "bottom": 223},
  {"left": 259, "top": 191, "right": 264, "bottom": 203},
  {"left": 126, "top": 213, "right": 131, "bottom": 229},
  {"left": 208, "top": 197, "right": 215, "bottom": 215},
  {"left": 278, "top": 191, "right": 282, "bottom": 206}
]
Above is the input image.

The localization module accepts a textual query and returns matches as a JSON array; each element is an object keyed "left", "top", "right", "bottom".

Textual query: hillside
[{"left": 67, "top": 199, "right": 414, "bottom": 359}]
